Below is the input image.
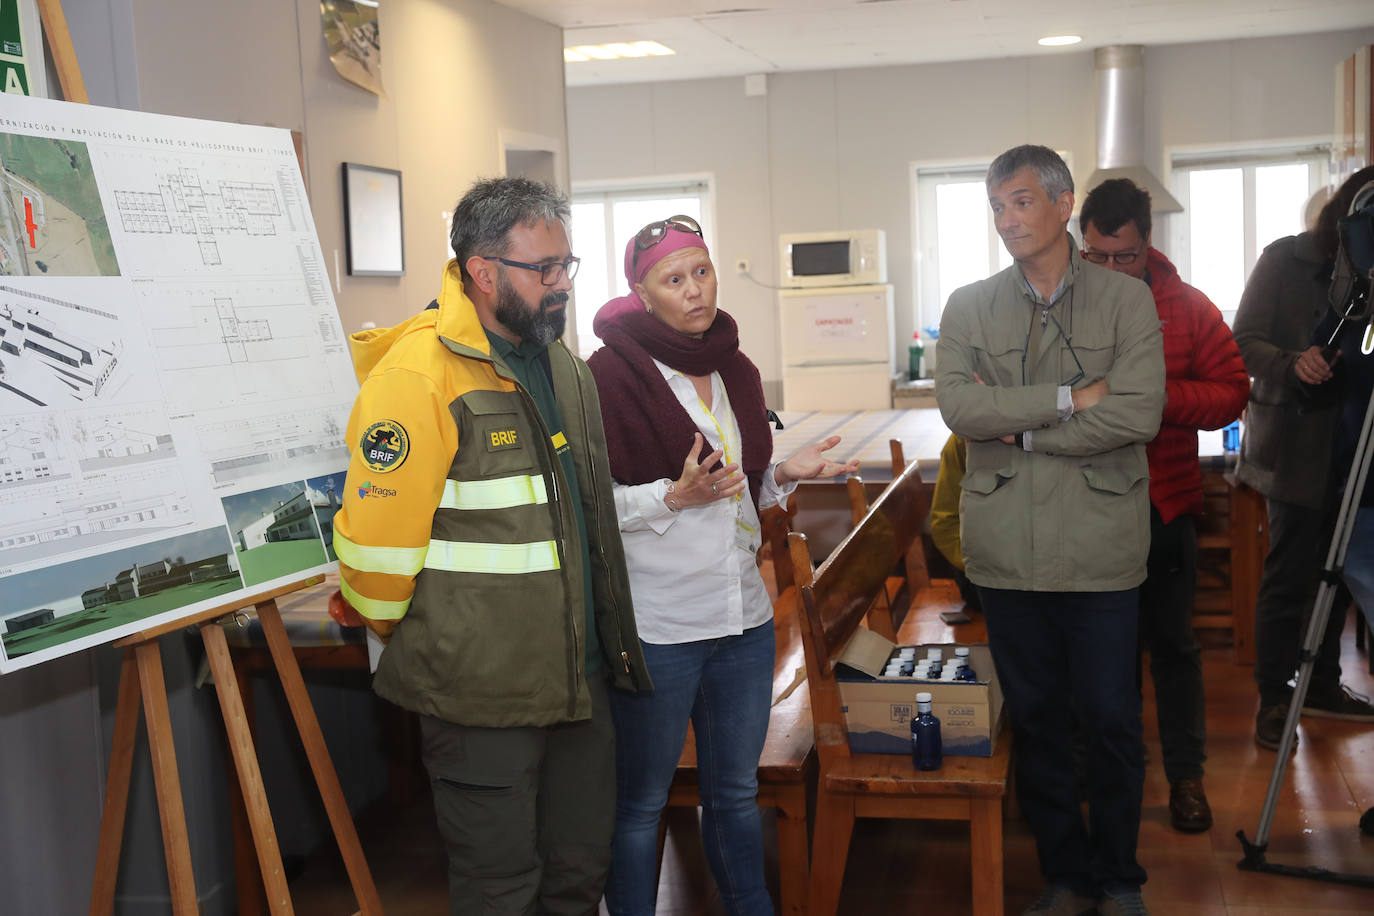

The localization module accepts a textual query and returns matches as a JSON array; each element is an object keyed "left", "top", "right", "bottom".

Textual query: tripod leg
[{"left": 1248, "top": 386, "right": 1374, "bottom": 850}]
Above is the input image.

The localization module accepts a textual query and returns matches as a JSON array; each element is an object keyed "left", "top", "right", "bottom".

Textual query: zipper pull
[{"left": 621, "top": 650, "right": 630, "bottom": 674}]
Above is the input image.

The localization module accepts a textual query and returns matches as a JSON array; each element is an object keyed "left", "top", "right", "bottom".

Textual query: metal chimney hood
[{"left": 1084, "top": 45, "right": 1182, "bottom": 214}]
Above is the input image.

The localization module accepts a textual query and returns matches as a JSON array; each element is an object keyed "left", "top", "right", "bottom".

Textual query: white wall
[
  {"left": 568, "top": 29, "right": 1374, "bottom": 396},
  {"left": 112, "top": 0, "right": 570, "bottom": 333}
]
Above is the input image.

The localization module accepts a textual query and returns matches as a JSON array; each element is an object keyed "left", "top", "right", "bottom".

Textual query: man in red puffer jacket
[{"left": 1080, "top": 178, "right": 1249, "bottom": 835}]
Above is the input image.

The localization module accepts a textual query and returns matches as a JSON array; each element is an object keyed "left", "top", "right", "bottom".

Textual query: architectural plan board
[{"left": 0, "top": 96, "right": 359, "bottom": 673}]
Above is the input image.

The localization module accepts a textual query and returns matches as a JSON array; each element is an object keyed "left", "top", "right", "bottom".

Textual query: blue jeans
[
  {"left": 604, "top": 621, "right": 775, "bottom": 916},
  {"left": 978, "top": 587, "right": 1147, "bottom": 895}
]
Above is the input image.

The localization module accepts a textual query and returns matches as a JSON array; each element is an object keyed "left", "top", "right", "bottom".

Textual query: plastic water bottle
[
  {"left": 911, "top": 691, "right": 942, "bottom": 770},
  {"left": 908, "top": 333, "right": 924, "bottom": 381},
  {"left": 955, "top": 646, "right": 977, "bottom": 681},
  {"left": 1222, "top": 420, "right": 1240, "bottom": 454}
]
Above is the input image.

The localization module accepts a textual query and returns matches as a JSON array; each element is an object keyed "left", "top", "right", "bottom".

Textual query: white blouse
[{"left": 612, "top": 358, "right": 796, "bottom": 645}]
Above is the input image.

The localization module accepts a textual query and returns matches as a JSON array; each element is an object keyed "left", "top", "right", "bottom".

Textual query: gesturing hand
[
  {"left": 668, "top": 432, "right": 747, "bottom": 510},
  {"left": 775, "top": 435, "right": 860, "bottom": 485}
]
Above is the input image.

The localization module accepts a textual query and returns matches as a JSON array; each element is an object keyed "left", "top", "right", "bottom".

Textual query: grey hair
[
  {"left": 985, "top": 145, "right": 1074, "bottom": 200},
  {"left": 450, "top": 177, "right": 571, "bottom": 281}
]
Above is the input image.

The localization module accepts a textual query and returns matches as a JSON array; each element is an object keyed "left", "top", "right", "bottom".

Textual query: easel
[
  {"left": 89, "top": 578, "right": 383, "bottom": 915},
  {"left": 23, "top": 2, "right": 382, "bottom": 912}
]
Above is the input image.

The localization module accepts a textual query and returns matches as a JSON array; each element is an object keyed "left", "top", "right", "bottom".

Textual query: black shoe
[
  {"left": 1255, "top": 703, "right": 1297, "bottom": 751},
  {"left": 1302, "top": 684, "right": 1374, "bottom": 722},
  {"left": 1023, "top": 884, "right": 1096, "bottom": 915},
  {"left": 1168, "top": 779, "right": 1213, "bottom": 833}
]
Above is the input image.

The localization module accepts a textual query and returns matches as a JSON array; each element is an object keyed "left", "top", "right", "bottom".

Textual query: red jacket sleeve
[{"left": 1162, "top": 290, "right": 1250, "bottom": 431}]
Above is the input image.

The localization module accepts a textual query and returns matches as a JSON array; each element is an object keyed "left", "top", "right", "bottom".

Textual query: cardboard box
[{"left": 834, "top": 628, "right": 1005, "bottom": 757}]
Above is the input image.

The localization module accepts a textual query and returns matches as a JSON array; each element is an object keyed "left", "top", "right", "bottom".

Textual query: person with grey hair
[
  {"left": 936, "top": 144, "right": 1164, "bottom": 916},
  {"left": 331, "top": 175, "right": 651, "bottom": 914}
]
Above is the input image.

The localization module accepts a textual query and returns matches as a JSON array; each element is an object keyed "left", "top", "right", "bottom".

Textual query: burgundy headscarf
[{"left": 586, "top": 227, "right": 772, "bottom": 509}]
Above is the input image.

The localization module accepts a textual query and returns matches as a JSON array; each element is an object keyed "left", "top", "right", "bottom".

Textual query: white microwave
[{"left": 779, "top": 229, "right": 887, "bottom": 288}]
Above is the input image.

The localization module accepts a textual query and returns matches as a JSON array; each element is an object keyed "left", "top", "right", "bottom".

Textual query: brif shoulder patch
[{"left": 361, "top": 419, "right": 409, "bottom": 473}]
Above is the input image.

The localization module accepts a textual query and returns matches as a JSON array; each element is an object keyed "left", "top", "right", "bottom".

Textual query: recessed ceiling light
[
  {"left": 564, "top": 41, "right": 675, "bottom": 63},
  {"left": 1038, "top": 35, "right": 1082, "bottom": 47}
]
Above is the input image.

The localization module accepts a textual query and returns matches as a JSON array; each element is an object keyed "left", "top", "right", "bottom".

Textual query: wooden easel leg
[
  {"left": 257, "top": 600, "right": 384, "bottom": 915},
  {"left": 134, "top": 640, "right": 200, "bottom": 915},
  {"left": 202, "top": 622, "right": 294, "bottom": 914},
  {"left": 230, "top": 656, "right": 269, "bottom": 916},
  {"left": 89, "top": 648, "right": 141, "bottom": 916}
]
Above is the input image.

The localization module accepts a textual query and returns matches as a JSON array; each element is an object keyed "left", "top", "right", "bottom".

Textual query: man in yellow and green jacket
[{"left": 333, "top": 177, "right": 649, "bottom": 914}]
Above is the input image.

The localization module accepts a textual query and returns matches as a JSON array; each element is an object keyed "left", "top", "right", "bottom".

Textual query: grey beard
[{"left": 495, "top": 276, "right": 567, "bottom": 347}]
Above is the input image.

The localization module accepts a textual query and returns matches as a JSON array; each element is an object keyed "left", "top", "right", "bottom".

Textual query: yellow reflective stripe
[
  {"left": 334, "top": 531, "right": 427, "bottom": 576},
  {"left": 440, "top": 475, "right": 548, "bottom": 511},
  {"left": 424, "top": 539, "right": 560, "bottom": 574},
  {"left": 340, "top": 578, "right": 410, "bottom": 621}
]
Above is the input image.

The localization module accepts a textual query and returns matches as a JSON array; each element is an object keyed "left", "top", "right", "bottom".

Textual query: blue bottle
[
  {"left": 955, "top": 646, "right": 977, "bottom": 681},
  {"left": 1222, "top": 420, "right": 1240, "bottom": 454},
  {"left": 911, "top": 691, "right": 942, "bottom": 771}
]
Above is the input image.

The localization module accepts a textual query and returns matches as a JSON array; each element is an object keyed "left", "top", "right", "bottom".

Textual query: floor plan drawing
[
  {"left": 139, "top": 280, "right": 348, "bottom": 411},
  {"left": 113, "top": 168, "right": 282, "bottom": 267}
]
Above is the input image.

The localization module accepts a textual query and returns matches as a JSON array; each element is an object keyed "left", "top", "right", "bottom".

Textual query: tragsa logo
[{"left": 357, "top": 481, "right": 398, "bottom": 499}]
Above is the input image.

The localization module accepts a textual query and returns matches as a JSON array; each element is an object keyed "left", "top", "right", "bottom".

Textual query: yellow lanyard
[{"left": 690, "top": 374, "right": 743, "bottom": 505}]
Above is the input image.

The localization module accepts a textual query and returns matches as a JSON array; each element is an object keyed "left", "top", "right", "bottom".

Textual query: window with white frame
[
  {"left": 913, "top": 164, "right": 1013, "bottom": 332},
  {"left": 568, "top": 179, "right": 712, "bottom": 358},
  {"left": 1169, "top": 147, "right": 1329, "bottom": 320}
]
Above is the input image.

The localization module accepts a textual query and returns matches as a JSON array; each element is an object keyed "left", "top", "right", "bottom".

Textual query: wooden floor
[{"left": 291, "top": 607, "right": 1374, "bottom": 915}]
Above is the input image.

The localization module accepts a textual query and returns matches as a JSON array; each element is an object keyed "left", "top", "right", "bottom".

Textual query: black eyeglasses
[
  {"left": 482, "top": 255, "right": 580, "bottom": 286},
  {"left": 1021, "top": 309, "right": 1087, "bottom": 387},
  {"left": 632, "top": 215, "right": 703, "bottom": 273},
  {"left": 1082, "top": 248, "right": 1141, "bottom": 266}
]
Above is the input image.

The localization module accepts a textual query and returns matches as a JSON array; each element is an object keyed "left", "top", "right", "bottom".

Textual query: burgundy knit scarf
[{"left": 588, "top": 307, "right": 772, "bottom": 510}]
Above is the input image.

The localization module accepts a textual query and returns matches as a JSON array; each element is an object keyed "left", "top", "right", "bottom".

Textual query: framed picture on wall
[{"left": 342, "top": 162, "right": 405, "bottom": 276}]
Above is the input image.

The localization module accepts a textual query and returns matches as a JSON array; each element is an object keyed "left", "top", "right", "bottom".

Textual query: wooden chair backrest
[
  {"left": 890, "top": 438, "right": 908, "bottom": 479},
  {"left": 760, "top": 502, "right": 797, "bottom": 594},
  {"left": 845, "top": 476, "right": 868, "bottom": 527},
  {"left": 794, "top": 458, "right": 929, "bottom": 678}
]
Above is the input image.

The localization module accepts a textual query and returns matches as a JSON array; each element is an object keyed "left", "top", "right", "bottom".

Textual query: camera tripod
[{"left": 1236, "top": 341, "right": 1374, "bottom": 888}]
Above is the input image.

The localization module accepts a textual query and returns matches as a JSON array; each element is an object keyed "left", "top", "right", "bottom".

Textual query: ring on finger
[{"left": 711, "top": 482, "right": 718, "bottom": 495}]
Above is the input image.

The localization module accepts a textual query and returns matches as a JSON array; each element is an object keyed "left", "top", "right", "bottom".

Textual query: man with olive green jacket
[{"left": 936, "top": 145, "right": 1163, "bottom": 916}]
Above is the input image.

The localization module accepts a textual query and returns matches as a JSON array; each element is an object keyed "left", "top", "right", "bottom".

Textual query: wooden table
[{"left": 774, "top": 409, "right": 1265, "bottom": 663}]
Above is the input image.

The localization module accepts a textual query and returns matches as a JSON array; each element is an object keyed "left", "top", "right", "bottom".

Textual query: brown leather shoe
[{"left": 1169, "top": 778, "right": 1213, "bottom": 833}]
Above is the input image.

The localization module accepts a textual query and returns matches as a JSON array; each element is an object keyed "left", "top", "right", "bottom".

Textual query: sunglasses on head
[
  {"left": 634, "top": 215, "right": 702, "bottom": 250},
  {"left": 632, "top": 215, "right": 702, "bottom": 274}
]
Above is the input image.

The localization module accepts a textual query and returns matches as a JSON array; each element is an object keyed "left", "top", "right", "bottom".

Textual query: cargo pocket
[
  {"left": 959, "top": 466, "right": 1019, "bottom": 580},
  {"left": 1073, "top": 465, "right": 1148, "bottom": 579},
  {"left": 461, "top": 394, "right": 539, "bottom": 477}
]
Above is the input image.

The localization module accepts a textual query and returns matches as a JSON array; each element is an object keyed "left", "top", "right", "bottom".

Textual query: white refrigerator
[{"left": 779, "top": 284, "right": 895, "bottom": 410}]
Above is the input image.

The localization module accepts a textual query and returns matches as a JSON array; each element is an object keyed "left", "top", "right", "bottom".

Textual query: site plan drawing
[{"left": 0, "top": 96, "right": 358, "bottom": 672}]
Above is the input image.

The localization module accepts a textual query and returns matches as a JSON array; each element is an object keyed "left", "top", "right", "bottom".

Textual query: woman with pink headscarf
[{"left": 587, "top": 216, "right": 855, "bottom": 915}]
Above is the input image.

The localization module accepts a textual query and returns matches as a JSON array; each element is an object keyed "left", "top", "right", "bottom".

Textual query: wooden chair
[
  {"left": 845, "top": 475, "right": 899, "bottom": 641},
  {"left": 789, "top": 459, "right": 1011, "bottom": 916}
]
